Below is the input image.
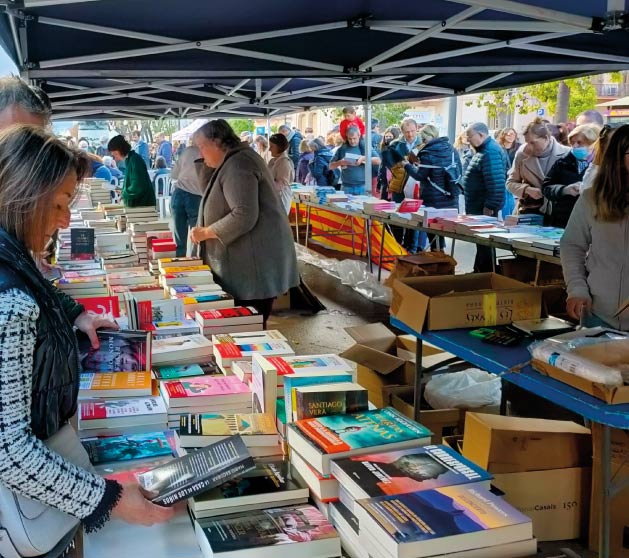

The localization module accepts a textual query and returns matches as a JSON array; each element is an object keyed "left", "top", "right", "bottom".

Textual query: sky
[{"left": 0, "top": 46, "right": 17, "bottom": 76}]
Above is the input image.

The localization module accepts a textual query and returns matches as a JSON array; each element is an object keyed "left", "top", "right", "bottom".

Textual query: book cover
[
  {"left": 195, "top": 504, "right": 338, "bottom": 552},
  {"left": 80, "top": 396, "right": 167, "bottom": 421},
  {"left": 181, "top": 293, "right": 231, "bottom": 304},
  {"left": 75, "top": 296, "right": 121, "bottom": 318},
  {"left": 81, "top": 431, "right": 174, "bottom": 464},
  {"left": 191, "top": 460, "right": 307, "bottom": 510},
  {"left": 152, "top": 334, "right": 212, "bottom": 357},
  {"left": 70, "top": 227, "right": 95, "bottom": 260},
  {"left": 196, "top": 306, "right": 259, "bottom": 323},
  {"left": 151, "top": 299, "right": 185, "bottom": 322},
  {"left": 77, "top": 330, "right": 151, "bottom": 373},
  {"left": 283, "top": 373, "right": 353, "bottom": 424},
  {"left": 358, "top": 485, "right": 531, "bottom": 545},
  {"left": 332, "top": 445, "right": 492, "bottom": 498},
  {"left": 294, "top": 407, "right": 431, "bottom": 455},
  {"left": 137, "top": 435, "right": 255, "bottom": 506},
  {"left": 215, "top": 341, "right": 293, "bottom": 360},
  {"left": 153, "top": 361, "right": 219, "bottom": 380},
  {"left": 180, "top": 413, "right": 276, "bottom": 438},
  {"left": 162, "top": 375, "right": 249, "bottom": 400},
  {"left": 294, "top": 384, "right": 368, "bottom": 420},
  {"left": 267, "top": 354, "right": 351, "bottom": 377},
  {"left": 79, "top": 371, "right": 153, "bottom": 396}
]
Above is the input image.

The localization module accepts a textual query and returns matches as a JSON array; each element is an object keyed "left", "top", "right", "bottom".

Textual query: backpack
[
  {"left": 417, "top": 152, "right": 463, "bottom": 198},
  {"left": 326, "top": 168, "right": 341, "bottom": 186}
]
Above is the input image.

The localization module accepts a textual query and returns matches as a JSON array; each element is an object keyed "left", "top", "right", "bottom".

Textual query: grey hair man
[
  {"left": 0, "top": 76, "right": 51, "bottom": 128},
  {"left": 576, "top": 109, "right": 604, "bottom": 127},
  {"left": 278, "top": 124, "right": 303, "bottom": 170},
  {"left": 462, "top": 121, "right": 508, "bottom": 272}
]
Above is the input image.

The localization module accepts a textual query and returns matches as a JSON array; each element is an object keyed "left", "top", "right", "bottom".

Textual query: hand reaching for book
[
  {"left": 74, "top": 311, "right": 119, "bottom": 349},
  {"left": 111, "top": 483, "right": 176, "bottom": 526}
]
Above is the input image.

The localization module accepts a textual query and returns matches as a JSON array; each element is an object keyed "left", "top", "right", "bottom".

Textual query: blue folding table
[{"left": 390, "top": 316, "right": 629, "bottom": 558}]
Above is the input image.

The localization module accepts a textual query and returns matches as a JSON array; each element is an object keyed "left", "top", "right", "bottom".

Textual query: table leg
[
  {"left": 413, "top": 338, "right": 424, "bottom": 423},
  {"left": 499, "top": 378, "right": 508, "bottom": 415},
  {"left": 305, "top": 205, "right": 311, "bottom": 249},
  {"left": 599, "top": 424, "right": 612, "bottom": 558},
  {"left": 366, "top": 219, "right": 373, "bottom": 274},
  {"left": 491, "top": 246, "right": 497, "bottom": 273},
  {"left": 450, "top": 238, "right": 456, "bottom": 258},
  {"left": 377, "top": 221, "right": 386, "bottom": 282},
  {"left": 533, "top": 259, "right": 541, "bottom": 286},
  {"left": 294, "top": 202, "right": 300, "bottom": 245}
]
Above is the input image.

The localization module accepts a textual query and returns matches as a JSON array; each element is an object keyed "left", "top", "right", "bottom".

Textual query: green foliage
[
  {"left": 226, "top": 118, "right": 255, "bottom": 135},
  {"left": 372, "top": 103, "right": 411, "bottom": 129},
  {"left": 475, "top": 76, "right": 598, "bottom": 122}
]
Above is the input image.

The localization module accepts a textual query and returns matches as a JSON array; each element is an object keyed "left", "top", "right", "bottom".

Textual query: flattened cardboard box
[
  {"left": 462, "top": 412, "right": 591, "bottom": 474},
  {"left": 589, "top": 424, "right": 629, "bottom": 557},
  {"left": 391, "top": 272, "right": 542, "bottom": 333}
]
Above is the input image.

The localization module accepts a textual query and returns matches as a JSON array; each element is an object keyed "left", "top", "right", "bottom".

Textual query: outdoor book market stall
[{"left": 0, "top": 2, "right": 628, "bottom": 558}]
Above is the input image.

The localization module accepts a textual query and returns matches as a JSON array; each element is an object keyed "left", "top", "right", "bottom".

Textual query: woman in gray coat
[{"left": 190, "top": 120, "right": 299, "bottom": 325}]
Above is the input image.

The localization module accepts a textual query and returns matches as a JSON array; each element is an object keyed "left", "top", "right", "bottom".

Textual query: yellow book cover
[
  {"left": 80, "top": 371, "right": 153, "bottom": 395},
  {"left": 159, "top": 265, "right": 210, "bottom": 275}
]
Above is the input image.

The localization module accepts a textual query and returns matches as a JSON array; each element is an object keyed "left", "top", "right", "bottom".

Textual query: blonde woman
[
  {"left": 541, "top": 124, "right": 600, "bottom": 228},
  {"left": 268, "top": 133, "right": 295, "bottom": 213},
  {"left": 560, "top": 124, "right": 629, "bottom": 329},
  {"left": 0, "top": 125, "right": 173, "bottom": 555}
]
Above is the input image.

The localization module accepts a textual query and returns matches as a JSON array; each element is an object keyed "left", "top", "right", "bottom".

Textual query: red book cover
[
  {"left": 398, "top": 199, "right": 423, "bottom": 213},
  {"left": 163, "top": 382, "right": 188, "bottom": 399},
  {"left": 198, "top": 307, "right": 256, "bottom": 321},
  {"left": 138, "top": 300, "right": 154, "bottom": 330},
  {"left": 296, "top": 418, "right": 351, "bottom": 454},
  {"left": 76, "top": 296, "right": 121, "bottom": 318},
  {"left": 152, "top": 242, "right": 177, "bottom": 252},
  {"left": 266, "top": 357, "right": 294, "bottom": 376},
  {"left": 214, "top": 343, "right": 243, "bottom": 359},
  {"left": 81, "top": 401, "right": 108, "bottom": 420}
]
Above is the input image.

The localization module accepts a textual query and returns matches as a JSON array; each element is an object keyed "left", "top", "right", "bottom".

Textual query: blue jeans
[
  {"left": 343, "top": 184, "right": 366, "bottom": 196},
  {"left": 171, "top": 188, "right": 202, "bottom": 257},
  {"left": 391, "top": 191, "right": 425, "bottom": 252}
]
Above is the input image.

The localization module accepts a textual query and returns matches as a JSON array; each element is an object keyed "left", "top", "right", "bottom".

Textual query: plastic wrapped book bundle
[{"left": 529, "top": 337, "right": 626, "bottom": 387}]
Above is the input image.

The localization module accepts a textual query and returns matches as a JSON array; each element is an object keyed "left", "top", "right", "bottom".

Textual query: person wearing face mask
[
  {"left": 541, "top": 124, "right": 600, "bottom": 229},
  {"left": 376, "top": 126, "right": 401, "bottom": 200},
  {"left": 507, "top": 118, "right": 570, "bottom": 215}
]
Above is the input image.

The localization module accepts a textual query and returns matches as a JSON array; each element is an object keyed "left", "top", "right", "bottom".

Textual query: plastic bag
[{"left": 424, "top": 368, "right": 501, "bottom": 410}]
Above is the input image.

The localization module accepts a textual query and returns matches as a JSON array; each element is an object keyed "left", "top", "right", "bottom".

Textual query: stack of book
[
  {"left": 212, "top": 331, "right": 295, "bottom": 372},
  {"left": 159, "top": 265, "right": 214, "bottom": 289},
  {"left": 57, "top": 271, "right": 109, "bottom": 298},
  {"left": 178, "top": 412, "right": 282, "bottom": 459},
  {"left": 132, "top": 229, "right": 173, "bottom": 267},
  {"left": 287, "top": 407, "right": 432, "bottom": 517},
  {"left": 124, "top": 207, "right": 160, "bottom": 225},
  {"left": 152, "top": 359, "right": 221, "bottom": 384},
  {"left": 195, "top": 306, "right": 264, "bottom": 339},
  {"left": 170, "top": 287, "right": 234, "bottom": 313},
  {"left": 106, "top": 269, "right": 154, "bottom": 290},
  {"left": 152, "top": 333, "right": 213, "bottom": 366},
  {"left": 193, "top": 504, "right": 341, "bottom": 558},
  {"left": 94, "top": 231, "right": 132, "bottom": 259},
  {"left": 84, "top": 178, "right": 112, "bottom": 206},
  {"left": 160, "top": 375, "right": 252, "bottom": 429},
  {"left": 151, "top": 256, "right": 203, "bottom": 276},
  {"left": 150, "top": 238, "right": 177, "bottom": 262}
]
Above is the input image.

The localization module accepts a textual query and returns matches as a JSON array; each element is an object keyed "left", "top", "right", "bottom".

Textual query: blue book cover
[
  {"left": 81, "top": 431, "right": 175, "bottom": 464},
  {"left": 294, "top": 407, "right": 431, "bottom": 455},
  {"left": 359, "top": 485, "right": 530, "bottom": 544}
]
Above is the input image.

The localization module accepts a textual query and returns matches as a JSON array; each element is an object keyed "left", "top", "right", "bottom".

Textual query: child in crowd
[{"left": 339, "top": 106, "right": 366, "bottom": 140}]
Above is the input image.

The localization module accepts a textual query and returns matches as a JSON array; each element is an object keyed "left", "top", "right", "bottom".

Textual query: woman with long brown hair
[
  {"left": 0, "top": 125, "right": 173, "bottom": 556},
  {"left": 560, "top": 124, "right": 629, "bottom": 329}
]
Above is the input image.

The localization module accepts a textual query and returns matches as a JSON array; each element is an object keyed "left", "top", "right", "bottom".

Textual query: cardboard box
[
  {"left": 390, "top": 272, "right": 542, "bottom": 332},
  {"left": 462, "top": 412, "right": 591, "bottom": 474},
  {"left": 494, "top": 467, "right": 590, "bottom": 541},
  {"left": 274, "top": 291, "right": 291, "bottom": 311},
  {"left": 341, "top": 323, "right": 444, "bottom": 408},
  {"left": 533, "top": 337, "right": 629, "bottom": 404},
  {"left": 589, "top": 424, "right": 629, "bottom": 557},
  {"left": 447, "top": 430, "right": 590, "bottom": 542},
  {"left": 389, "top": 386, "right": 499, "bottom": 444}
]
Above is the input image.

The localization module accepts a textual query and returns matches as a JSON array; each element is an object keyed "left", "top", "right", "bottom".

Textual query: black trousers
[{"left": 235, "top": 298, "right": 275, "bottom": 328}]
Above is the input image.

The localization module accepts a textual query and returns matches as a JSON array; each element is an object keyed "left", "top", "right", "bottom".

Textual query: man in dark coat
[
  {"left": 463, "top": 122, "right": 508, "bottom": 272},
  {"left": 279, "top": 124, "right": 303, "bottom": 171}
]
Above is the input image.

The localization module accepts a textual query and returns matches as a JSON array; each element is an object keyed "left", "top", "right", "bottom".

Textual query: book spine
[{"left": 155, "top": 456, "right": 255, "bottom": 506}]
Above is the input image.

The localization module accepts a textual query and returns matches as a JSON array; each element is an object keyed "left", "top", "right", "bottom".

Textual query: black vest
[{"left": 0, "top": 228, "right": 80, "bottom": 440}]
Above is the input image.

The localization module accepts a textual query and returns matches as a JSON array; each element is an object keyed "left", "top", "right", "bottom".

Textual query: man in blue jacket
[
  {"left": 131, "top": 130, "right": 151, "bottom": 169},
  {"left": 463, "top": 122, "right": 507, "bottom": 272},
  {"left": 278, "top": 124, "right": 303, "bottom": 172},
  {"left": 156, "top": 132, "right": 173, "bottom": 167}
]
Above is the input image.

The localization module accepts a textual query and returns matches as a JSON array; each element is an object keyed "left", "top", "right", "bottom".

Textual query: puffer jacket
[
  {"left": 309, "top": 148, "right": 334, "bottom": 186},
  {"left": 463, "top": 136, "right": 508, "bottom": 215},
  {"left": 0, "top": 228, "right": 81, "bottom": 440},
  {"left": 287, "top": 130, "right": 303, "bottom": 170},
  {"left": 403, "top": 137, "right": 461, "bottom": 209},
  {"left": 542, "top": 152, "right": 589, "bottom": 229}
]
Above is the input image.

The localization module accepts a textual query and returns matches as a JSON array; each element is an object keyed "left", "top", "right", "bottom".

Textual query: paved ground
[{"left": 272, "top": 240, "right": 594, "bottom": 558}]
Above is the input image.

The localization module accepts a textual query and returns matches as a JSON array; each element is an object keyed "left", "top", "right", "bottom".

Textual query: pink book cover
[{"left": 163, "top": 375, "right": 249, "bottom": 399}]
